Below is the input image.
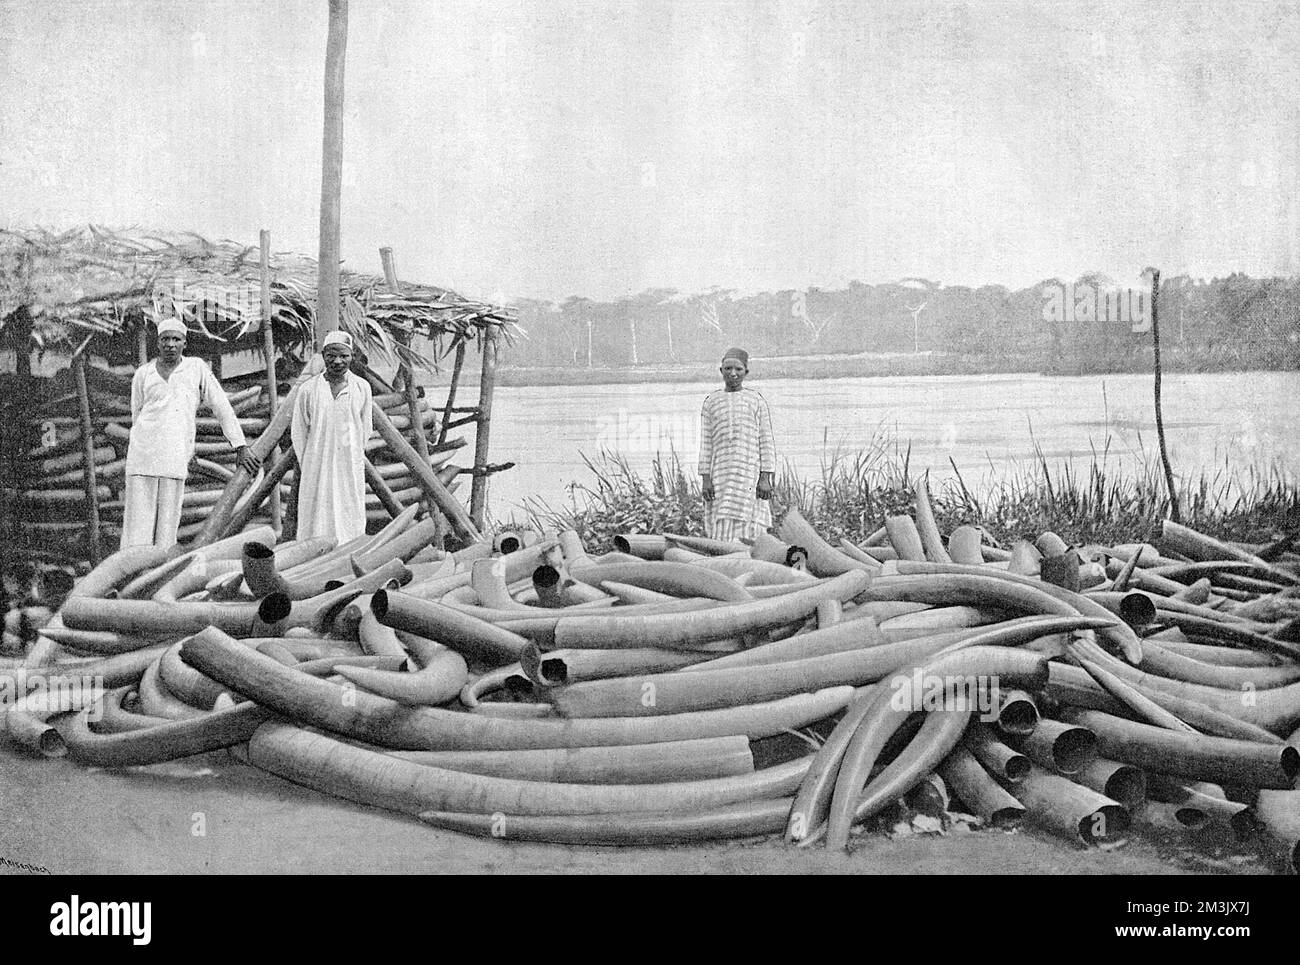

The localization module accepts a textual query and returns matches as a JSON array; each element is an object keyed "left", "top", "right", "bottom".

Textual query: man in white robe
[
  {"left": 291, "top": 330, "right": 373, "bottom": 543},
  {"left": 122, "top": 317, "right": 259, "bottom": 548}
]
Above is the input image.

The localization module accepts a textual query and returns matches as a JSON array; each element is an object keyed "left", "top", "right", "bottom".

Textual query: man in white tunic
[
  {"left": 291, "top": 330, "right": 373, "bottom": 543},
  {"left": 122, "top": 317, "right": 259, "bottom": 548},
  {"left": 698, "top": 347, "right": 776, "bottom": 541}
]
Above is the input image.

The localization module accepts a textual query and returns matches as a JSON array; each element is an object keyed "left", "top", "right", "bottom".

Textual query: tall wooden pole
[
  {"left": 260, "top": 229, "right": 283, "bottom": 534},
  {"left": 1148, "top": 267, "right": 1181, "bottom": 523},
  {"left": 470, "top": 333, "right": 498, "bottom": 530},
  {"left": 380, "top": 245, "right": 433, "bottom": 519},
  {"left": 316, "top": 0, "right": 348, "bottom": 343},
  {"left": 72, "top": 348, "right": 102, "bottom": 564}
]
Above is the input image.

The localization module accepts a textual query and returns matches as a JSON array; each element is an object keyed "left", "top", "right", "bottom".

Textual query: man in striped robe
[{"left": 698, "top": 347, "right": 776, "bottom": 541}]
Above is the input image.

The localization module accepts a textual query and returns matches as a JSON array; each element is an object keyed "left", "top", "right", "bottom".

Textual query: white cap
[
  {"left": 322, "top": 330, "right": 353, "bottom": 349},
  {"left": 156, "top": 317, "right": 187, "bottom": 336}
]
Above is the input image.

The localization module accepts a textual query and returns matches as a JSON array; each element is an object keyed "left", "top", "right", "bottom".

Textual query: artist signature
[{"left": 0, "top": 854, "right": 51, "bottom": 875}]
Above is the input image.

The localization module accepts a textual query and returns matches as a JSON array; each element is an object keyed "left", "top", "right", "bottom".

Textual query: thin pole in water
[{"left": 1148, "top": 267, "right": 1181, "bottom": 523}]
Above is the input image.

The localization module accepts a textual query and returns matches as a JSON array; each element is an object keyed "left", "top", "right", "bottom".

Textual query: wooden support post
[
  {"left": 135, "top": 324, "right": 148, "bottom": 365},
  {"left": 315, "top": 0, "right": 348, "bottom": 343},
  {"left": 437, "top": 341, "right": 467, "bottom": 446},
  {"left": 470, "top": 331, "right": 497, "bottom": 530},
  {"left": 72, "top": 349, "right": 102, "bottom": 564},
  {"left": 379, "top": 246, "right": 435, "bottom": 520},
  {"left": 260, "top": 229, "right": 282, "bottom": 534}
]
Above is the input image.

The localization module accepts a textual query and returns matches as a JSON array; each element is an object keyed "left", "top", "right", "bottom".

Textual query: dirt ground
[{"left": 0, "top": 749, "right": 1275, "bottom": 875}]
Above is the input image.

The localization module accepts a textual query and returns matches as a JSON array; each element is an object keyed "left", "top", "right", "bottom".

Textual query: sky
[{"left": 1, "top": 0, "right": 1297, "bottom": 303}]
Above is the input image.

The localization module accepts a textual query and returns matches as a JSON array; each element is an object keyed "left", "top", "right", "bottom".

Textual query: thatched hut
[{"left": 0, "top": 225, "right": 518, "bottom": 580}]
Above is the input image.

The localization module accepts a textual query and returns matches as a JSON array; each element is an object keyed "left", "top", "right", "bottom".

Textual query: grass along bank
[{"left": 509, "top": 433, "right": 1300, "bottom": 554}]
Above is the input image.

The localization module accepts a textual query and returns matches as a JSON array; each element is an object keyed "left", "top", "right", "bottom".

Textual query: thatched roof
[{"left": 0, "top": 225, "right": 520, "bottom": 369}]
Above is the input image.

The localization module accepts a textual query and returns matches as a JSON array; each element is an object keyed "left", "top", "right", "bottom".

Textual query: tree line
[{"left": 505, "top": 273, "right": 1300, "bottom": 373}]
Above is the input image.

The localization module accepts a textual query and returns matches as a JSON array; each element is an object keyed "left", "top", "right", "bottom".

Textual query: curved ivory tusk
[
  {"left": 1070, "top": 648, "right": 1197, "bottom": 734},
  {"left": 1073, "top": 758, "right": 1147, "bottom": 810},
  {"left": 1011, "top": 765, "right": 1130, "bottom": 846},
  {"left": 256, "top": 558, "right": 411, "bottom": 633},
  {"left": 1045, "top": 661, "right": 1284, "bottom": 744},
  {"left": 877, "top": 606, "right": 1001, "bottom": 633},
  {"left": 34, "top": 626, "right": 165, "bottom": 655},
  {"left": 612, "top": 534, "right": 669, "bottom": 560},
  {"left": 94, "top": 686, "right": 171, "bottom": 734},
  {"left": 470, "top": 558, "right": 526, "bottom": 610},
  {"left": 1136, "top": 639, "right": 1300, "bottom": 689},
  {"left": 1, "top": 644, "right": 171, "bottom": 691},
  {"left": 992, "top": 689, "right": 1040, "bottom": 736},
  {"left": 349, "top": 518, "right": 439, "bottom": 575},
  {"left": 879, "top": 562, "right": 1143, "bottom": 663},
  {"left": 1151, "top": 637, "right": 1283, "bottom": 668},
  {"left": 183, "top": 624, "right": 852, "bottom": 749},
  {"left": 778, "top": 507, "right": 876, "bottom": 577},
  {"left": 56, "top": 701, "right": 273, "bottom": 767},
  {"left": 417, "top": 798, "right": 793, "bottom": 844},
  {"left": 598, "top": 580, "right": 675, "bottom": 605},
  {"left": 383, "top": 735, "right": 752, "bottom": 784},
  {"left": 937, "top": 745, "right": 1025, "bottom": 827},
  {"left": 568, "top": 561, "right": 753, "bottom": 603},
  {"left": 374, "top": 590, "right": 529, "bottom": 663},
  {"left": 549, "top": 571, "right": 871, "bottom": 651},
  {"left": 845, "top": 707, "right": 971, "bottom": 828},
  {"left": 358, "top": 611, "right": 409, "bottom": 659},
  {"left": 1, "top": 709, "right": 68, "bottom": 757},
  {"left": 1064, "top": 637, "right": 1300, "bottom": 736},
  {"left": 137, "top": 657, "right": 207, "bottom": 720},
  {"left": 118, "top": 525, "right": 276, "bottom": 599},
  {"left": 825, "top": 647, "right": 1052, "bottom": 850},
  {"left": 689, "top": 556, "right": 816, "bottom": 586},
  {"left": 153, "top": 559, "right": 243, "bottom": 603},
  {"left": 520, "top": 645, "right": 713, "bottom": 687},
  {"left": 1159, "top": 519, "right": 1300, "bottom": 587},
  {"left": 334, "top": 651, "right": 467, "bottom": 706},
  {"left": 884, "top": 516, "right": 926, "bottom": 562},
  {"left": 69, "top": 544, "right": 183, "bottom": 600},
  {"left": 458, "top": 664, "right": 531, "bottom": 708},
  {"left": 61, "top": 597, "right": 275, "bottom": 637},
  {"left": 945, "top": 526, "right": 985, "bottom": 565},
  {"left": 158, "top": 641, "right": 230, "bottom": 710},
  {"left": 1013, "top": 719, "right": 1097, "bottom": 774},
  {"left": 965, "top": 725, "right": 1032, "bottom": 782},
  {"left": 1255, "top": 790, "right": 1300, "bottom": 873},
  {"left": 245, "top": 720, "right": 812, "bottom": 816},
  {"left": 1007, "top": 540, "right": 1042, "bottom": 576},
  {"left": 662, "top": 533, "right": 750, "bottom": 556},
  {"left": 1059, "top": 707, "right": 1300, "bottom": 788},
  {"left": 911, "top": 477, "right": 951, "bottom": 563}
]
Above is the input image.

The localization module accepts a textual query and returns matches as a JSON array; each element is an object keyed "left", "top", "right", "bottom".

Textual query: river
[{"left": 445, "top": 371, "right": 1298, "bottom": 520}]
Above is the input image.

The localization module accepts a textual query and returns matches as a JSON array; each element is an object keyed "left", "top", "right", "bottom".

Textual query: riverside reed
[{"left": 514, "top": 435, "right": 1300, "bottom": 552}]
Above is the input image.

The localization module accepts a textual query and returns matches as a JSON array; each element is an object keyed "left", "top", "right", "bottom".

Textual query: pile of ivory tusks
[{"left": 3, "top": 485, "right": 1299, "bottom": 870}]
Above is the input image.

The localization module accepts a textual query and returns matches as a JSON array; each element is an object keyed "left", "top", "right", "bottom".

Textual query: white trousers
[{"left": 120, "top": 474, "right": 186, "bottom": 549}]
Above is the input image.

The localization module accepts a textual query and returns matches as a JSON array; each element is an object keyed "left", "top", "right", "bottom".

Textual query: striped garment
[{"left": 698, "top": 387, "right": 776, "bottom": 541}]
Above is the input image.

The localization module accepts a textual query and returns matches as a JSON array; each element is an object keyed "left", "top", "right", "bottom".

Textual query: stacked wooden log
[{"left": 3, "top": 499, "right": 1297, "bottom": 871}]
